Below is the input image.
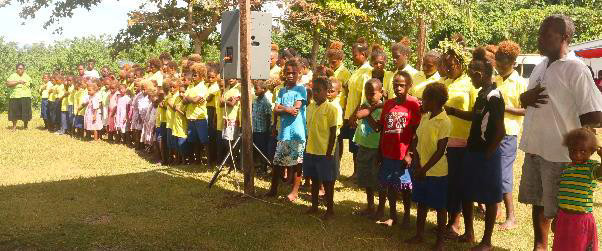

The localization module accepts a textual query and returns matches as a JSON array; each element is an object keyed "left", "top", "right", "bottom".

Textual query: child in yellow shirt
[
  {"left": 304, "top": 77, "right": 339, "bottom": 220},
  {"left": 171, "top": 83, "right": 188, "bottom": 165},
  {"left": 184, "top": 63, "right": 209, "bottom": 164}
]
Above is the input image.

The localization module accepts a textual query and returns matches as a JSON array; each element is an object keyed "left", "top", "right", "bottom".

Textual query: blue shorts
[
  {"left": 174, "top": 136, "right": 188, "bottom": 154},
  {"left": 74, "top": 115, "right": 84, "bottom": 129},
  {"left": 303, "top": 153, "right": 338, "bottom": 182},
  {"left": 412, "top": 176, "right": 448, "bottom": 210},
  {"left": 446, "top": 147, "right": 466, "bottom": 213},
  {"left": 48, "top": 101, "right": 57, "bottom": 123},
  {"left": 187, "top": 119, "right": 209, "bottom": 144},
  {"left": 463, "top": 148, "right": 503, "bottom": 204},
  {"left": 166, "top": 128, "right": 174, "bottom": 149},
  {"left": 378, "top": 158, "right": 412, "bottom": 192},
  {"left": 253, "top": 132, "right": 270, "bottom": 156},
  {"left": 500, "top": 135, "right": 517, "bottom": 194},
  {"left": 41, "top": 99, "right": 48, "bottom": 120}
]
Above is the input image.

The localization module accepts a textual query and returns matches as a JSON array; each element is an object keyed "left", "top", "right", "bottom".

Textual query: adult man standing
[
  {"left": 84, "top": 59, "right": 100, "bottom": 79},
  {"left": 518, "top": 14, "right": 602, "bottom": 251}
]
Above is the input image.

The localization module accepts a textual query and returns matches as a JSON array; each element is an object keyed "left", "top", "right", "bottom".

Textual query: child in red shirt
[{"left": 377, "top": 70, "right": 421, "bottom": 226}]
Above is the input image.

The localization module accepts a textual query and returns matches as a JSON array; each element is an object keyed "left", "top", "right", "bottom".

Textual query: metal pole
[{"left": 239, "top": 0, "right": 255, "bottom": 195}]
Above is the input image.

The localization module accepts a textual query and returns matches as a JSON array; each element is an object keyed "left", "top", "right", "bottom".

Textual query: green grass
[{"left": 0, "top": 115, "right": 600, "bottom": 250}]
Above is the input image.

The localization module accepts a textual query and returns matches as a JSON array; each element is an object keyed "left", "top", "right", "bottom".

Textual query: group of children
[{"left": 34, "top": 37, "right": 599, "bottom": 251}]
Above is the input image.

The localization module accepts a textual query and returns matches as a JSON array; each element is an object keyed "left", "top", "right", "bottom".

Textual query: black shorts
[{"left": 8, "top": 97, "right": 32, "bottom": 122}]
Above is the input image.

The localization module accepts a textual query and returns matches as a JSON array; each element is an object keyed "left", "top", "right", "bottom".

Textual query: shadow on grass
[{"left": 0, "top": 169, "right": 510, "bottom": 250}]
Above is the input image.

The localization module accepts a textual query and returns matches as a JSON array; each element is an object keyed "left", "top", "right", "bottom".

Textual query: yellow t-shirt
[
  {"left": 147, "top": 71, "right": 164, "bottom": 87},
  {"left": 74, "top": 89, "right": 86, "bottom": 116},
  {"left": 270, "top": 65, "right": 282, "bottom": 80},
  {"left": 48, "top": 83, "right": 57, "bottom": 101},
  {"left": 171, "top": 95, "right": 188, "bottom": 138},
  {"left": 59, "top": 85, "right": 69, "bottom": 112},
  {"left": 185, "top": 82, "right": 209, "bottom": 120},
  {"left": 40, "top": 81, "right": 53, "bottom": 99},
  {"left": 329, "top": 96, "right": 344, "bottom": 136},
  {"left": 379, "top": 70, "right": 396, "bottom": 100},
  {"left": 271, "top": 84, "right": 284, "bottom": 128},
  {"left": 409, "top": 71, "right": 441, "bottom": 99},
  {"left": 67, "top": 85, "right": 75, "bottom": 106},
  {"left": 345, "top": 62, "right": 372, "bottom": 119},
  {"left": 7, "top": 73, "right": 32, "bottom": 98},
  {"left": 222, "top": 86, "right": 241, "bottom": 121},
  {"left": 165, "top": 92, "right": 177, "bottom": 129},
  {"left": 416, "top": 111, "right": 452, "bottom": 176},
  {"left": 215, "top": 90, "right": 224, "bottom": 131},
  {"left": 156, "top": 105, "right": 166, "bottom": 127},
  {"left": 206, "top": 82, "right": 220, "bottom": 108},
  {"left": 445, "top": 75, "right": 477, "bottom": 140},
  {"left": 334, "top": 64, "right": 352, "bottom": 111},
  {"left": 306, "top": 101, "right": 339, "bottom": 156},
  {"left": 495, "top": 71, "right": 527, "bottom": 136}
]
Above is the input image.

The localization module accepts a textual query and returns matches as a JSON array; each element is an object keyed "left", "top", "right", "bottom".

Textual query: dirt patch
[{"left": 84, "top": 214, "right": 111, "bottom": 225}]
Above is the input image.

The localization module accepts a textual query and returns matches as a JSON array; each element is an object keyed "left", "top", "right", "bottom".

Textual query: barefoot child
[
  {"left": 378, "top": 70, "right": 421, "bottom": 227},
  {"left": 184, "top": 63, "right": 209, "bottom": 164},
  {"left": 267, "top": 59, "right": 308, "bottom": 202},
  {"left": 406, "top": 82, "right": 451, "bottom": 250},
  {"left": 446, "top": 47, "right": 506, "bottom": 250},
  {"left": 172, "top": 83, "right": 189, "bottom": 164},
  {"left": 114, "top": 83, "right": 131, "bottom": 144},
  {"left": 304, "top": 76, "right": 339, "bottom": 220},
  {"left": 352, "top": 78, "right": 383, "bottom": 217},
  {"left": 552, "top": 128, "right": 600, "bottom": 251},
  {"left": 84, "top": 81, "right": 103, "bottom": 140},
  {"left": 252, "top": 80, "right": 272, "bottom": 173}
]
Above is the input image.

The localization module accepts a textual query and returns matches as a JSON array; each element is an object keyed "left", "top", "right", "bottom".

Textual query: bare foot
[
  {"left": 321, "top": 211, "right": 334, "bottom": 221},
  {"left": 319, "top": 188, "right": 325, "bottom": 197},
  {"left": 305, "top": 207, "right": 319, "bottom": 215},
  {"left": 498, "top": 219, "right": 517, "bottom": 231},
  {"left": 376, "top": 218, "right": 397, "bottom": 227},
  {"left": 405, "top": 235, "right": 423, "bottom": 244},
  {"left": 470, "top": 243, "right": 492, "bottom": 251},
  {"left": 458, "top": 233, "right": 475, "bottom": 243},
  {"left": 287, "top": 193, "right": 298, "bottom": 202}
]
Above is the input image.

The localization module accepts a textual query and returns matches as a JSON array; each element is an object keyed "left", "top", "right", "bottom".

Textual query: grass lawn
[{"left": 0, "top": 115, "right": 600, "bottom": 250}]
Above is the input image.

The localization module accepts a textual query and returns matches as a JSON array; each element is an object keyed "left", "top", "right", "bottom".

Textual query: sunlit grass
[{"left": 0, "top": 114, "right": 600, "bottom": 250}]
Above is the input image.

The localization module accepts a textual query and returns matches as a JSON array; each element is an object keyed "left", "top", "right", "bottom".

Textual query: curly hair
[
  {"left": 391, "top": 37, "right": 411, "bottom": 56},
  {"left": 352, "top": 37, "right": 370, "bottom": 57},
  {"left": 371, "top": 44, "right": 387, "bottom": 62},
  {"left": 470, "top": 46, "right": 494, "bottom": 80},
  {"left": 563, "top": 128, "right": 599, "bottom": 151},
  {"left": 190, "top": 63, "right": 207, "bottom": 80},
  {"left": 188, "top": 54, "right": 203, "bottom": 63},
  {"left": 313, "top": 65, "right": 334, "bottom": 78},
  {"left": 496, "top": 40, "right": 521, "bottom": 62},
  {"left": 326, "top": 41, "right": 344, "bottom": 61},
  {"left": 148, "top": 58, "right": 162, "bottom": 70},
  {"left": 423, "top": 82, "right": 448, "bottom": 107}
]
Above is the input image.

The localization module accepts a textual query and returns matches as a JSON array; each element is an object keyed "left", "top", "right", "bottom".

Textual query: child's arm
[
  {"left": 505, "top": 106, "right": 525, "bottom": 116},
  {"left": 226, "top": 96, "right": 240, "bottom": 107},
  {"left": 326, "top": 126, "right": 337, "bottom": 156},
  {"left": 414, "top": 138, "right": 449, "bottom": 179},
  {"left": 175, "top": 104, "right": 186, "bottom": 116},
  {"left": 485, "top": 97, "right": 506, "bottom": 159},
  {"left": 445, "top": 106, "right": 473, "bottom": 121},
  {"left": 189, "top": 95, "right": 206, "bottom": 104}
]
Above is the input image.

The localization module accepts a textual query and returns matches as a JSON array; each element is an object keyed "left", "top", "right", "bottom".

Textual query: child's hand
[{"left": 413, "top": 167, "right": 426, "bottom": 180}]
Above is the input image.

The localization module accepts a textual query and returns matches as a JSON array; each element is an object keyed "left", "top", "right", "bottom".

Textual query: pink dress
[
  {"left": 129, "top": 92, "right": 142, "bottom": 131},
  {"left": 114, "top": 94, "right": 131, "bottom": 133},
  {"left": 84, "top": 94, "right": 103, "bottom": 131},
  {"left": 107, "top": 92, "right": 119, "bottom": 132},
  {"left": 135, "top": 94, "right": 151, "bottom": 131}
]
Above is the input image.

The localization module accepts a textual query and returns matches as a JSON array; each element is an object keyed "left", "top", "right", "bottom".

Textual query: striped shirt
[{"left": 557, "top": 160, "right": 599, "bottom": 213}]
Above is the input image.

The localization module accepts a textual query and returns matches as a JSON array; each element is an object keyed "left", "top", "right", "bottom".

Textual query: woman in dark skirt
[{"left": 5, "top": 63, "right": 33, "bottom": 130}]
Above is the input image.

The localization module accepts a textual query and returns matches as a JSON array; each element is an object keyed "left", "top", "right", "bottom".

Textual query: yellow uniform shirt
[
  {"left": 40, "top": 81, "right": 53, "bottom": 99},
  {"left": 269, "top": 65, "right": 282, "bottom": 80},
  {"left": 445, "top": 75, "right": 478, "bottom": 140},
  {"left": 58, "top": 85, "right": 68, "bottom": 112},
  {"left": 416, "top": 111, "right": 452, "bottom": 176},
  {"left": 272, "top": 84, "right": 284, "bottom": 128},
  {"left": 495, "top": 71, "right": 527, "bottom": 136},
  {"left": 171, "top": 95, "right": 188, "bottom": 138},
  {"left": 67, "top": 85, "right": 75, "bottom": 106},
  {"left": 7, "top": 73, "right": 32, "bottom": 98},
  {"left": 222, "top": 86, "right": 241, "bottom": 121},
  {"left": 401, "top": 64, "right": 418, "bottom": 76},
  {"left": 334, "top": 64, "right": 352, "bottom": 111},
  {"left": 165, "top": 92, "right": 176, "bottom": 129},
  {"left": 185, "top": 82, "right": 209, "bottom": 120},
  {"left": 48, "top": 83, "right": 57, "bottom": 101},
  {"left": 147, "top": 71, "right": 164, "bottom": 87},
  {"left": 409, "top": 71, "right": 441, "bottom": 99},
  {"left": 215, "top": 90, "right": 224, "bottom": 131},
  {"left": 156, "top": 105, "right": 166, "bottom": 127},
  {"left": 379, "top": 70, "right": 396, "bottom": 100},
  {"left": 344, "top": 62, "right": 372, "bottom": 119},
  {"left": 306, "top": 101, "right": 339, "bottom": 156},
  {"left": 206, "top": 82, "right": 220, "bottom": 108},
  {"left": 74, "top": 89, "right": 85, "bottom": 116}
]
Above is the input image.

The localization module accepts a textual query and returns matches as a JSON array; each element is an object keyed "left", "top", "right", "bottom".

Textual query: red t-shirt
[{"left": 379, "top": 96, "right": 421, "bottom": 160}]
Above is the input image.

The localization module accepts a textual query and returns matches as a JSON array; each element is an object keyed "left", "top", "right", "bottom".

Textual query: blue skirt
[{"left": 462, "top": 148, "right": 503, "bottom": 204}]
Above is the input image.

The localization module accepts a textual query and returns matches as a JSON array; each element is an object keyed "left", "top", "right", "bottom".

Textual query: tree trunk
[
  {"left": 310, "top": 27, "right": 320, "bottom": 69},
  {"left": 193, "top": 35, "right": 203, "bottom": 54},
  {"left": 416, "top": 17, "right": 427, "bottom": 71}
]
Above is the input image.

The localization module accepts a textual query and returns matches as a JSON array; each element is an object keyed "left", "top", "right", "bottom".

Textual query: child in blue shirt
[
  {"left": 252, "top": 80, "right": 272, "bottom": 173},
  {"left": 266, "top": 59, "right": 307, "bottom": 202}
]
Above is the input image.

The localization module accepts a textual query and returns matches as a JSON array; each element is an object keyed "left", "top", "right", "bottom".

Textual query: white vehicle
[
  {"left": 515, "top": 54, "right": 545, "bottom": 79},
  {"left": 570, "top": 38, "right": 602, "bottom": 79}
]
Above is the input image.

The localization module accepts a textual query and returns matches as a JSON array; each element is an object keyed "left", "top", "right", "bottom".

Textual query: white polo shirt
[{"left": 519, "top": 51, "right": 602, "bottom": 163}]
